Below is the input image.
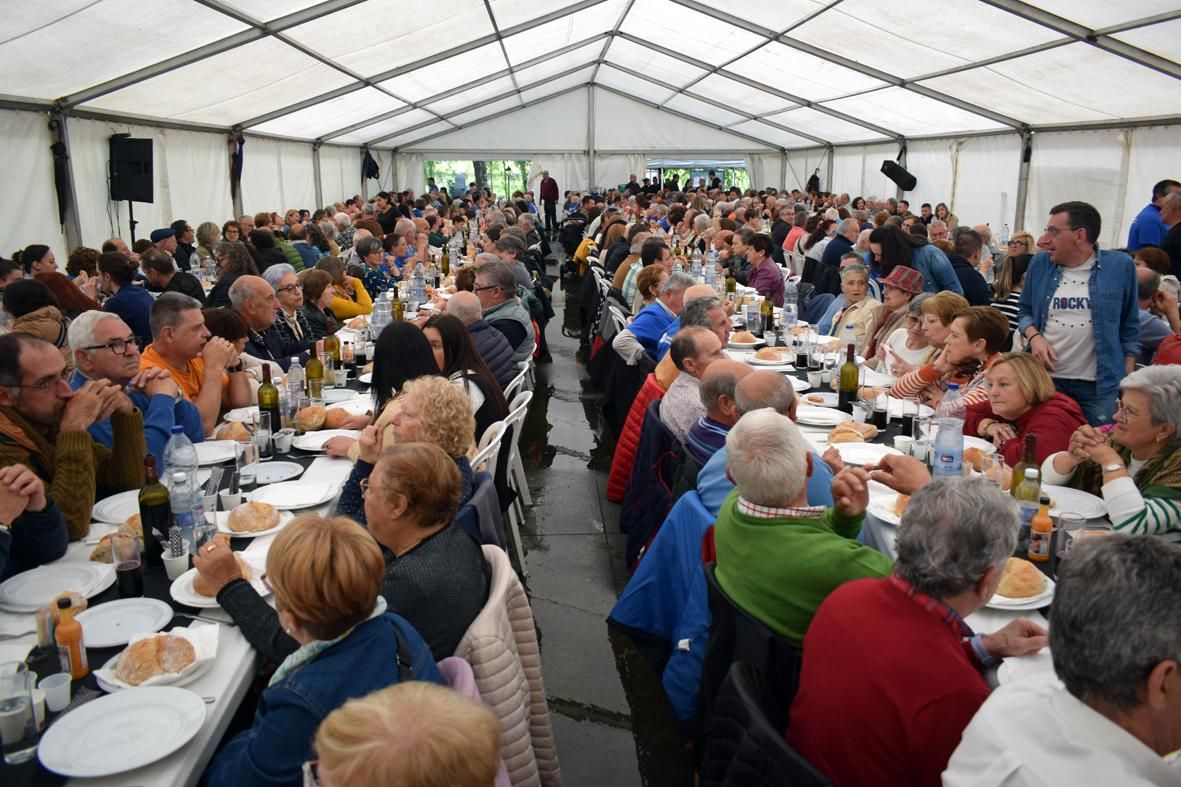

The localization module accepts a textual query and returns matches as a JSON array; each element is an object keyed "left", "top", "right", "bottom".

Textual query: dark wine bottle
[
  {"left": 258, "top": 364, "right": 282, "bottom": 430},
  {"left": 137, "top": 456, "right": 169, "bottom": 568},
  {"left": 837, "top": 344, "right": 859, "bottom": 413}
]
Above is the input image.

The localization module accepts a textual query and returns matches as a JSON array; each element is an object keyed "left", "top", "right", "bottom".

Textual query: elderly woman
[
  {"left": 891, "top": 305, "right": 1010, "bottom": 407},
  {"left": 875, "top": 294, "right": 935, "bottom": 377},
  {"left": 865, "top": 265, "right": 925, "bottom": 369},
  {"left": 298, "top": 268, "right": 340, "bottom": 342},
  {"left": 195, "top": 221, "right": 220, "bottom": 264},
  {"left": 355, "top": 235, "right": 391, "bottom": 299},
  {"left": 316, "top": 255, "right": 372, "bottom": 318},
  {"left": 1041, "top": 366, "right": 1181, "bottom": 545},
  {"left": 207, "top": 241, "right": 258, "bottom": 309},
  {"left": 200, "top": 516, "right": 441, "bottom": 787},
  {"left": 965, "top": 352, "right": 1087, "bottom": 465},
  {"left": 261, "top": 263, "right": 310, "bottom": 358},
  {"left": 826, "top": 263, "right": 880, "bottom": 353}
]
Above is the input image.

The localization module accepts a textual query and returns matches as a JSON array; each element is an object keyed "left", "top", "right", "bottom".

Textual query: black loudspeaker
[
  {"left": 880, "top": 159, "right": 916, "bottom": 191},
  {"left": 109, "top": 136, "right": 154, "bottom": 202}
]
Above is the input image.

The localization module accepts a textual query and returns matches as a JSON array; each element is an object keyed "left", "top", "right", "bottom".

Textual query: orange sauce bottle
[
  {"left": 55, "top": 598, "right": 89, "bottom": 679},
  {"left": 1027, "top": 495, "right": 1053, "bottom": 563}
]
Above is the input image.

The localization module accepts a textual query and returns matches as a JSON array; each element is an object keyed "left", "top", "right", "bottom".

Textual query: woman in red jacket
[{"left": 965, "top": 352, "right": 1087, "bottom": 465}]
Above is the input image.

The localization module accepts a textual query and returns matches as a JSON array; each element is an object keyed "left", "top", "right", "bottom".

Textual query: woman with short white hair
[
  {"left": 826, "top": 263, "right": 881, "bottom": 353},
  {"left": 262, "top": 263, "right": 310, "bottom": 358}
]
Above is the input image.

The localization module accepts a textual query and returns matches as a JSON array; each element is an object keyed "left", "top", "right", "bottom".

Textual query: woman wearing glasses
[
  {"left": 1041, "top": 366, "right": 1181, "bottom": 546},
  {"left": 262, "top": 263, "right": 311, "bottom": 358},
  {"left": 200, "top": 515, "right": 442, "bottom": 787}
]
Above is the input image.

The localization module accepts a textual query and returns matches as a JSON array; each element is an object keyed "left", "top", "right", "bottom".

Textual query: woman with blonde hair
[
  {"left": 965, "top": 351, "right": 1087, "bottom": 465},
  {"left": 195, "top": 221, "right": 220, "bottom": 263},
  {"left": 201, "top": 515, "right": 441, "bottom": 787}
]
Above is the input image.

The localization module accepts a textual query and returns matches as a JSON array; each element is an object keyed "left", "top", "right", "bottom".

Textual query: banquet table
[{"left": 0, "top": 379, "right": 371, "bottom": 786}]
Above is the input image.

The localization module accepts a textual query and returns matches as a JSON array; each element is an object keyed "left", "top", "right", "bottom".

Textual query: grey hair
[
  {"left": 629, "top": 232, "right": 652, "bottom": 255},
  {"left": 394, "top": 218, "right": 416, "bottom": 236},
  {"left": 693, "top": 214, "right": 710, "bottom": 232},
  {"left": 837, "top": 218, "right": 859, "bottom": 236},
  {"left": 1119, "top": 365, "right": 1181, "bottom": 447},
  {"left": 149, "top": 292, "right": 202, "bottom": 338},
  {"left": 1051, "top": 535, "right": 1181, "bottom": 710},
  {"left": 1138, "top": 269, "right": 1162, "bottom": 300},
  {"left": 517, "top": 213, "right": 534, "bottom": 228},
  {"left": 725, "top": 409, "right": 808, "bottom": 507},
  {"left": 354, "top": 236, "right": 382, "bottom": 259},
  {"left": 333, "top": 212, "right": 351, "bottom": 227},
  {"left": 700, "top": 367, "right": 740, "bottom": 411},
  {"left": 262, "top": 263, "right": 296, "bottom": 292},
  {"left": 894, "top": 478, "right": 1017, "bottom": 598},
  {"left": 659, "top": 271, "right": 696, "bottom": 296},
  {"left": 735, "top": 372, "right": 796, "bottom": 415},
  {"left": 475, "top": 261, "right": 518, "bottom": 295},
  {"left": 908, "top": 292, "right": 932, "bottom": 318},
  {"left": 930, "top": 219, "right": 948, "bottom": 232},
  {"left": 474, "top": 252, "right": 502, "bottom": 267},
  {"left": 840, "top": 263, "right": 869, "bottom": 282},
  {"left": 67, "top": 310, "right": 124, "bottom": 355},
  {"left": 445, "top": 294, "right": 483, "bottom": 323},
  {"left": 227, "top": 276, "right": 256, "bottom": 310},
  {"left": 680, "top": 295, "right": 724, "bottom": 329}
]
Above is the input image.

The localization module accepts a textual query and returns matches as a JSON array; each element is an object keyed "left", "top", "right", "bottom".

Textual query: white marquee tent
[{"left": 3, "top": 0, "right": 1181, "bottom": 254}]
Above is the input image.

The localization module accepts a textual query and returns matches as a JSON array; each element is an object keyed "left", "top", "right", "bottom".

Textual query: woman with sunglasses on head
[{"left": 1042, "top": 366, "right": 1181, "bottom": 545}]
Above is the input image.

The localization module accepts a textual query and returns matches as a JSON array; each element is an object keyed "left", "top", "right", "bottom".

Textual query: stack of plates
[{"left": 0, "top": 563, "right": 115, "bottom": 612}]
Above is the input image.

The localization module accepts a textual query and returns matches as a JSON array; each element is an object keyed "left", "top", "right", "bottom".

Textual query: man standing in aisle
[
  {"left": 539, "top": 170, "right": 559, "bottom": 240},
  {"left": 1126, "top": 178, "right": 1181, "bottom": 251},
  {"left": 1018, "top": 201, "right": 1139, "bottom": 425}
]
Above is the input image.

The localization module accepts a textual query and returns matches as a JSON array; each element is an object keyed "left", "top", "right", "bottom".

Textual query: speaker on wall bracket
[
  {"left": 880, "top": 159, "right": 917, "bottom": 191},
  {"left": 109, "top": 135, "right": 154, "bottom": 203}
]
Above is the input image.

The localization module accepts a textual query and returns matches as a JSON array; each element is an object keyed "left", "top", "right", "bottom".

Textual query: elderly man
[
  {"left": 1018, "top": 201, "right": 1139, "bottom": 425},
  {"left": 657, "top": 290, "right": 731, "bottom": 359},
  {"left": 101, "top": 237, "right": 141, "bottom": 264},
  {"left": 494, "top": 235, "right": 534, "bottom": 289},
  {"left": 1127, "top": 178, "right": 1181, "bottom": 251},
  {"left": 142, "top": 247, "right": 206, "bottom": 305},
  {"left": 236, "top": 215, "right": 256, "bottom": 236},
  {"left": 230, "top": 275, "right": 298, "bottom": 370},
  {"left": 946, "top": 536, "right": 1181, "bottom": 785},
  {"left": 1135, "top": 267, "right": 1181, "bottom": 365},
  {"left": 821, "top": 217, "right": 860, "bottom": 268},
  {"left": 474, "top": 261, "right": 535, "bottom": 364},
  {"left": 713, "top": 409, "right": 893, "bottom": 648},
  {"left": 333, "top": 212, "right": 356, "bottom": 251},
  {"left": 659, "top": 326, "right": 725, "bottom": 442},
  {"left": 446, "top": 290, "right": 516, "bottom": 390},
  {"left": 150, "top": 227, "right": 178, "bottom": 263},
  {"left": 929, "top": 219, "right": 950, "bottom": 243},
  {"left": 790, "top": 478, "right": 1047, "bottom": 787},
  {"left": 614, "top": 271, "right": 695, "bottom": 363},
  {"left": 0, "top": 333, "right": 146, "bottom": 540},
  {"left": 697, "top": 371, "right": 835, "bottom": 515},
  {"left": 685, "top": 359, "right": 752, "bottom": 464},
  {"left": 1160, "top": 192, "right": 1181, "bottom": 277},
  {"left": 68, "top": 311, "right": 203, "bottom": 468},
  {"left": 140, "top": 293, "right": 251, "bottom": 435}
]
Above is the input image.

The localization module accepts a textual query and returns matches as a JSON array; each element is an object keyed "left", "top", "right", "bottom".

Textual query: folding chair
[{"left": 472, "top": 421, "right": 508, "bottom": 474}]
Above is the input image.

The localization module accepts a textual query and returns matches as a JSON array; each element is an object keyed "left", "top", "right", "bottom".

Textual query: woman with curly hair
[
  {"left": 65, "top": 246, "right": 99, "bottom": 279},
  {"left": 207, "top": 241, "right": 258, "bottom": 309}
]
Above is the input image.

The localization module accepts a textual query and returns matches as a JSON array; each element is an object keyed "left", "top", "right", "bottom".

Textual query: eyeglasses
[
  {"left": 1008, "top": 239, "right": 1028, "bottom": 247},
  {"left": 83, "top": 337, "right": 137, "bottom": 355},
  {"left": 359, "top": 478, "right": 370, "bottom": 497},
  {"left": 473, "top": 284, "right": 499, "bottom": 293},
  {"left": 1115, "top": 399, "right": 1153, "bottom": 422},
  {"left": 276, "top": 283, "right": 303, "bottom": 294},
  {"left": 8, "top": 370, "right": 70, "bottom": 391},
  {"left": 1042, "top": 225, "right": 1078, "bottom": 237}
]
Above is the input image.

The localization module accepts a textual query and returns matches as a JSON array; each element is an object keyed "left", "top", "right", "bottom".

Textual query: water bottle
[
  {"left": 931, "top": 383, "right": 966, "bottom": 478},
  {"left": 673, "top": 261, "right": 683, "bottom": 274},
  {"left": 690, "top": 254, "right": 702, "bottom": 279},
  {"left": 288, "top": 357, "right": 305, "bottom": 399},
  {"left": 840, "top": 323, "right": 857, "bottom": 356},
  {"left": 704, "top": 265, "right": 715, "bottom": 289},
  {"left": 168, "top": 471, "right": 198, "bottom": 553},
  {"left": 1000, "top": 223, "right": 1011, "bottom": 245},
  {"left": 783, "top": 279, "right": 799, "bottom": 327},
  {"left": 412, "top": 265, "right": 426, "bottom": 305},
  {"left": 162, "top": 425, "right": 198, "bottom": 491}
]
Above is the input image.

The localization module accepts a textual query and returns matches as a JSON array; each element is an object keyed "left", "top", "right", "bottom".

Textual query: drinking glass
[
  {"left": 980, "top": 453, "right": 1008, "bottom": 490},
  {"left": 911, "top": 415, "right": 933, "bottom": 464},
  {"left": 254, "top": 412, "right": 273, "bottom": 461},
  {"left": 1055, "top": 512, "right": 1086, "bottom": 560},
  {"left": 112, "top": 532, "right": 143, "bottom": 598},
  {"left": 236, "top": 440, "right": 259, "bottom": 490},
  {"left": 320, "top": 353, "right": 336, "bottom": 389},
  {"left": 0, "top": 662, "right": 37, "bottom": 764}
]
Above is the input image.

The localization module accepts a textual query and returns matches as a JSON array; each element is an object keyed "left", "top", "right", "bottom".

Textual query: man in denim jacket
[{"left": 1017, "top": 201, "right": 1139, "bottom": 426}]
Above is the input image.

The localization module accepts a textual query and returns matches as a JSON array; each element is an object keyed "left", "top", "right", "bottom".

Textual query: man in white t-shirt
[{"left": 944, "top": 536, "right": 1181, "bottom": 786}]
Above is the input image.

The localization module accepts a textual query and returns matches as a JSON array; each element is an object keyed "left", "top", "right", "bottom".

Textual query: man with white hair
[
  {"left": 790, "top": 478, "right": 1047, "bottom": 787},
  {"left": 713, "top": 409, "right": 893, "bottom": 649},
  {"left": 946, "top": 535, "right": 1181, "bottom": 785},
  {"left": 659, "top": 326, "right": 725, "bottom": 442},
  {"left": 929, "top": 219, "right": 950, "bottom": 243},
  {"left": 613, "top": 271, "right": 695, "bottom": 363},
  {"left": 446, "top": 290, "right": 516, "bottom": 391},
  {"left": 334, "top": 212, "right": 355, "bottom": 251},
  {"left": 68, "top": 311, "right": 203, "bottom": 467},
  {"left": 822, "top": 217, "right": 860, "bottom": 268}
]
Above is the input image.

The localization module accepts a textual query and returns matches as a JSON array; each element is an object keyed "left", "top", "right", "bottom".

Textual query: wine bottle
[
  {"left": 441, "top": 245, "right": 450, "bottom": 277},
  {"left": 258, "top": 364, "right": 282, "bottom": 431},
  {"left": 1010, "top": 433, "right": 1037, "bottom": 497},
  {"left": 137, "top": 456, "right": 169, "bottom": 568},
  {"left": 837, "top": 344, "right": 859, "bottom": 413},
  {"left": 306, "top": 340, "right": 325, "bottom": 400},
  {"left": 725, "top": 269, "right": 737, "bottom": 302},
  {"left": 323, "top": 331, "right": 341, "bottom": 364}
]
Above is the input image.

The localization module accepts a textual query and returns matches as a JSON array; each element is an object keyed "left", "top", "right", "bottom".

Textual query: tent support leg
[
  {"left": 1014, "top": 131, "right": 1033, "bottom": 231},
  {"left": 896, "top": 142, "right": 907, "bottom": 202},
  {"left": 824, "top": 145, "right": 834, "bottom": 194},
  {"left": 586, "top": 87, "right": 596, "bottom": 189},
  {"left": 312, "top": 141, "right": 324, "bottom": 209}
]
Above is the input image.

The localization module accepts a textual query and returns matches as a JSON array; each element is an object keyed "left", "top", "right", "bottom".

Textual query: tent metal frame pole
[
  {"left": 824, "top": 146, "right": 834, "bottom": 194},
  {"left": 587, "top": 87, "right": 596, "bottom": 188},
  {"left": 1014, "top": 131, "right": 1033, "bottom": 232},
  {"left": 588, "top": 0, "right": 635, "bottom": 85},
  {"left": 360, "top": 147, "right": 370, "bottom": 202},
  {"left": 48, "top": 110, "right": 83, "bottom": 249},
  {"left": 312, "top": 140, "right": 324, "bottom": 209},
  {"left": 895, "top": 143, "right": 906, "bottom": 202}
]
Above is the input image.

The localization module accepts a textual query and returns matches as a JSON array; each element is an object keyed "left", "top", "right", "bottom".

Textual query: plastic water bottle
[
  {"left": 690, "top": 254, "right": 702, "bottom": 279},
  {"left": 783, "top": 279, "right": 799, "bottom": 327},
  {"left": 168, "top": 471, "right": 198, "bottom": 552},
  {"left": 673, "top": 260, "right": 683, "bottom": 274},
  {"left": 840, "top": 323, "right": 857, "bottom": 356},
  {"left": 931, "top": 383, "right": 966, "bottom": 478},
  {"left": 412, "top": 265, "right": 426, "bottom": 304},
  {"left": 288, "top": 357, "right": 304, "bottom": 399},
  {"left": 1000, "top": 223, "right": 1011, "bottom": 245},
  {"left": 162, "top": 425, "right": 198, "bottom": 491}
]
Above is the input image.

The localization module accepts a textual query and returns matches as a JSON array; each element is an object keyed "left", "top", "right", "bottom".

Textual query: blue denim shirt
[
  {"left": 202, "top": 613, "right": 442, "bottom": 787},
  {"left": 1017, "top": 248, "right": 1139, "bottom": 395},
  {"left": 910, "top": 244, "right": 963, "bottom": 296}
]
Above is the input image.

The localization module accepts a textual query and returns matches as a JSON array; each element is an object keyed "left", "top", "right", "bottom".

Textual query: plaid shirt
[
  {"left": 620, "top": 261, "right": 643, "bottom": 307},
  {"left": 736, "top": 497, "right": 826, "bottom": 520},
  {"left": 336, "top": 226, "right": 356, "bottom": 251}
]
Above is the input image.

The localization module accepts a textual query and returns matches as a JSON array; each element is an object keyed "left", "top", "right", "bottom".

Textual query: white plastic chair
[
  {"left": 503, "top": 391, "right": 534, "bottom": 575},
  {"left": 504, "top": 365, "right": 529, "bottom": 402},
  {"left": 472, "top": 421, "right": 507, "bottom": 474},
  {"left": 517, "top": 359, "right": 534, "bottom": 392}
]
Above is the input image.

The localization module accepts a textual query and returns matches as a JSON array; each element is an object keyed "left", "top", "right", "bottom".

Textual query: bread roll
[
  {"left": 732, "top": 330, "right": 757, "bottom": 343},
  {"left": 754, "top": 347, "right": 786, "bottom": 361},
  {"left": 122, "top": 513, "right": 143, "bottom": 537},
  {"left": 963, "top": 446, "right": 986, "bottom": 472},
  {"left": 227, "top": 501, "right": 280, "bottom": 533},
  {"left": 893, "top": 494, "right": 910, "bottom": 518},
  {"left": 193, "top": 552, "right": 252, "bottom": 596},
  {"left": 50, "top": 591, "right": 87, "bottom": 623},
  {"left": 294, "top": 404, "right": 326, "bottom": 432},
  {"left": 115, "top": 634, "right": 197, "bottom": 685},
  {"left": 829, "top": 427, "right": 866, "bottom": 444},
  {"left": 805, "top": 394, "right": 826, "bottom": 404},
  {"left": 215, "top": 421, "right": 251, "bottom": 442},
  {"left": 997, "top": 557, "right": 1047, "bottom": 599},
  {"left": 323, "top": 408, "right": 350, "bottom": 429}
]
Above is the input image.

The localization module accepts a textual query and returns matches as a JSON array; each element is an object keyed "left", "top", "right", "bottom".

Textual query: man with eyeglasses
[
  {"left": 0, "top": 333, "right": 147, "bottom": 540},
  {"left": 142, "top": 248, "right": 206, "bottom": 305},
  {"left": 474, "top": 261, "right": 535, "bottom": 364},
  {"left": 1018, "top": 201, "right": 1139, "bottom": 426},
  {"left": 67, "top": 311, "right": 203, "bottom": 469},
  {"left": 230, "top": 275, "right": 302, "bottom": 371}
]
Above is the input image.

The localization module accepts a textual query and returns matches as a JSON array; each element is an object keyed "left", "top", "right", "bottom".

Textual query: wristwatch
[
  {"left": 1103, "top": 462, "right": 1126, "bottom": 473},
  {"left": 0, "top": 521, "right": 11, "bottom": 534},
  {"left": 227, "top": 361, "right": 244, "bottom": 373}
]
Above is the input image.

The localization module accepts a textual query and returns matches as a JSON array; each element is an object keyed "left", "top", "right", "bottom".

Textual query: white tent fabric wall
[
  {"left": 239, "top": 137, "right": 315, "bottom": 216},
  {"left": 591, "top": 88, "right": 773, "bottom": 153},
  {"left": 318, "top": 145, "right": 364, "bottom": 204},
  {"left": 906, "top": 134, "right": 1023, "bottom": 234},
  {"left": 785, "top": 149, "right": 828, "bottom": 193},
  {"left": 527, "top": 155, "right": 590, "bottom": 195},
  {"left": 397, "top": 153, "right": 428, "bottom": 193},
  {"left": 744, "top": 153, "right": 784, "bottom": 191},
  {"left": 593, "top": 155, "right": 647, "bottom": 190},
  {"left": 831, "top": 143, "right": 901, "bottom": 202},
  {"left": 0, "top": 111, "right": 68, "bottom": 256},
  {"left": 1119, "top": 126, "right": 1181, "bottom": 249}
]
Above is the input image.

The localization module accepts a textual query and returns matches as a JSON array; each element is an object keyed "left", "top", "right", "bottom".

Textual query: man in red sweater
[
  {"left": 788, "top": 477, "right": 1048, "bottom": 787},
  {"left": 538, "top": 170, "right": 559, "bottom": 240}
]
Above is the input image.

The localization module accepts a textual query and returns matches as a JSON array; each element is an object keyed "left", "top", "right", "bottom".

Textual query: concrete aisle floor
[{"left": 517, "top": 278, "right": 695, "bottom": 787}]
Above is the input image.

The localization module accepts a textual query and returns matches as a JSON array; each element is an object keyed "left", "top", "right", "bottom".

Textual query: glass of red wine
[{"left": 112, "top": 533, "right": 144, "bottom": 598}]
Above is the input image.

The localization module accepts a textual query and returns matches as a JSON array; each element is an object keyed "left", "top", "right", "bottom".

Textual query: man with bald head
[
  {"left": 685, "top": 359, "right": 752, "bottom": 465},
  {"left": 229, "top": 275, "right": 300, "bottom": 371},
  {"left": 696, "top": 370, "right": 836, "bottom": 516},
  {"left": 446, "top": 290, "right": 516, "bottom": 390}
]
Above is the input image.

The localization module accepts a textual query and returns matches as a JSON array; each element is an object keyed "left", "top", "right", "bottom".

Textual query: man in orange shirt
[{"left": 139, "top": 293, "right": 251, "bottom": 435}]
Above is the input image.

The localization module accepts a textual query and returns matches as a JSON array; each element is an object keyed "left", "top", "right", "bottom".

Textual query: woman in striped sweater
[
  {"left": 888, "top": 306, "right": 1011, "bottom": 408},
  {"left": 1042, "top": 366, "right": 1181, "bottom": 545}
]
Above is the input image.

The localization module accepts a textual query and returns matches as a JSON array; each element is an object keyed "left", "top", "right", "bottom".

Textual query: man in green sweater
[{"left": 714, "top": 408, "right": 894, "bottom": 649}]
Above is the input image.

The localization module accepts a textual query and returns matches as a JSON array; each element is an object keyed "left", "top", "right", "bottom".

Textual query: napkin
[
  {"left": 252, "top": 482, "right": 332, "bottom": 508},
  {"left": 94, "top": 624, "right": 219, "bottom": 690}
]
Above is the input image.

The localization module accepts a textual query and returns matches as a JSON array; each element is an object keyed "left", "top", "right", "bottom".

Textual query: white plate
[
  {"left": 37, "top": 687, "right": 206, "bottom": 778},
  {"left": 92, "top": 489, "right": 142, "bottom": 525},
  {"left": 238, "top": 461, "right": 303, "bottom": 485},
  {"left": 988, "top": 574, "right": 1055, "bottom": 610},
  {"left": 0, "top": 563, "right": 114, "bottom": 612},
  {"left": 747, "top": 353, "right": 794, "bottom": 367},
  {"left": 827, "top": 442, "right": 903, "bottom": 466},
  {"left": 328, "top": 397, "right": 373, "bottom": 417},
  {"left": 194, "top": 440, "right": 237, "bottom": 466},
  {"left": 728, "top": 338, "right": 765, "bottom": 349},
  {"left": 799, "top": 392, "right": 839, "bottom": 408},
  {"left": 75, "top": 598, "right": 174, "bottom": 648},
  {"left": 963, "top": 435, "right": 998, "bottom": 454},
  {"left": 291, "top": 429, "right": 360, "bottom": 452},
  {"left": 867, "top": 493, "right": 904, "bottom": 526},
  {"left": 1042, "top": 485, "right": 1106, "bottom": 519},
  {"left": 212, "top": 508, "right": 295, "bottom": 538},
  {"left": 246, "top": 481, "right": 336, "bottom": 510},
  {"left": 223, "top": 405, "right": 258, "bottom": 423},
  {"left": 814, "top": 352, "right": 865, "bottom": 365},
  {"left": 860, "top": 367, "right": 897, "bottom": 387},
  {"left": 795, "top": 406, "right": 846, "bottom": 427},
  {"left": 95, "top": 653, "right": 214, "bottom": 694},
  {"left": 358, "top": 372, "right": 372, "bottom": 385},
  {"left": 789, "top": 376, "right": 811, "bottom": 393},
  {"left": 170, "top": 555, "right": 269, "bottom": 608},
  {"left": 322, "top": 387, "right": 358, "bottom": 403}
]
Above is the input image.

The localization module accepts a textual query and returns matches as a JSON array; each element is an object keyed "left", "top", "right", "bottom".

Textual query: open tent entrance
[{"left": 644, "top": 159, "right": 750, "bottom": 191}]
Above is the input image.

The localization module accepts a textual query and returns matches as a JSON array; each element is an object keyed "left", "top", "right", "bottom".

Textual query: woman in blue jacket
[
  {"left": 869, "top": 225, "right": 963, "bottom": 296},
  {"left": 202, "top": 515, "right": 442, "bottom": 787}
]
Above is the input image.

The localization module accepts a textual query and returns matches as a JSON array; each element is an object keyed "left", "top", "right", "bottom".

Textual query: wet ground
[{"left": 517, "top": 271, "right": 694, "bottom": 786}]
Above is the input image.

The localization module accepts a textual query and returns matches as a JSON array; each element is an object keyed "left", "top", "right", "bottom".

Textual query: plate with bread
[
  {"left": 292, "top": 429, "right": 362, "bottom": 452},
  {"left": 170, "top": 545, "right": 268, "bottom": 609},
  {"left": 95, "top": 627, "right": 218, "bottom": 692},
  {"left": 748, "top": 346, "right": 793, "bottom": 366},
  {"left": 292, "top": 404, "right": 362, "bottom": 432},
  {"left": 988, "top": 557, "right": 1055, "bottom": 610},
  {"left": 75, "top": 598, "right": 173, "bottom": 648},
  {"left": 801, "top": 392, "right": 839, "bottom": 408},
  {"left": 728, "top": 330, "right": 765, "bottom": 349},
  {"left": 211, "top": 501, "right": 294, "bottom": 539},
  {"left": 868, "top": 493, "right": 909, "bottom": 526}
]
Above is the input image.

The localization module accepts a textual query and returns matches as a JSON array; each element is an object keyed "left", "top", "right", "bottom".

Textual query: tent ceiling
[{"left": 2, "top": 0, "right": 1179, "bottom": 150}]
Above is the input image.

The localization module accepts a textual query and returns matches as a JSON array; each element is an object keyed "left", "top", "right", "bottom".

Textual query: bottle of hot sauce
[
  {"left": 1027, "top": 494, "right": 1053, "bottom": 563},
  {"left": 56, "top": 598, "right": 89, "bottom": 679}
]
